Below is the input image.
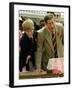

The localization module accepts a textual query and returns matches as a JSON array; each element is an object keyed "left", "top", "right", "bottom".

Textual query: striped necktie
[{"left": 51, "top": 31, "right": 58, "bottom": 58}]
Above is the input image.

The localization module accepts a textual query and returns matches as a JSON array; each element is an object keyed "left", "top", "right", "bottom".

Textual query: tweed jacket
[{"left": 35, "top": 24, "right": 64, "bottom": 70}]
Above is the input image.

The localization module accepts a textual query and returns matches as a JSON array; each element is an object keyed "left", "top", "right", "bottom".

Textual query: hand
[{"left": 26, "top": 55, "right": 31, "bottom": 64}]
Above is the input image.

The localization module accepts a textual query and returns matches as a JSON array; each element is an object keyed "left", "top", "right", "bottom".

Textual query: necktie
[{"left": 52, "top": 31, "right": 58, "bottom": 58}]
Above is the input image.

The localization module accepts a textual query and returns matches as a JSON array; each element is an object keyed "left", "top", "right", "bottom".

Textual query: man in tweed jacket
[{"left": 35, "top": 13, "right": 64, "bottom": 72}]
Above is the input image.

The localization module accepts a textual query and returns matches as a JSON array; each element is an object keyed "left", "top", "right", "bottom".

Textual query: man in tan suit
[{"left": 35, "top": 13, "right": 64, "bottom": 72}]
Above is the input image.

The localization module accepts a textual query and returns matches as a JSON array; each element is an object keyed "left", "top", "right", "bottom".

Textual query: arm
[
  {"left": 57, "top": 24, "right": 64, "bottom": 45},
  {"left": 20, "top": 36, "right": 28, "bottom": 59},
  {"left": 60, "top": 25, "right": 64, "bottom": 45},
  {"left": 35, "top": 31, "right": 44, "bottom": 69},
  {"left": 61, "top": 27, "right": 64, "bottom": 45}
]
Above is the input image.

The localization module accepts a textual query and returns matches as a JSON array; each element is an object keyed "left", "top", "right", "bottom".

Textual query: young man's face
[{"left": 46, "top": 18, "right": 55, "bottom": 32}]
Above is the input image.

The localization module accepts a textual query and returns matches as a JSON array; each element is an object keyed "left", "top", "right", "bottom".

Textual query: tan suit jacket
[{"left": 35, "top": 24, "right": 64, "bottom": 70}]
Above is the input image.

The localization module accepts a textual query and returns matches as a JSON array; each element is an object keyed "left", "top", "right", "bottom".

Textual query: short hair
[
  {"left": 22, "top": 19, "right": 34, "bottom": 31},
  {"left": 44, "top": 13, "right": 54, "bottom": 23}
]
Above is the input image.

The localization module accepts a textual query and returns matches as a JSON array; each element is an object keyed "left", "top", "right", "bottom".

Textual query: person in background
[
  {"left": 19, "top": 17, "right": 25, "bottom": 42},
  {"left": 54, "top": 13, "right": 62, "bottom": 23},
  {"left": 35, "top": 13, "right": 64, "bottom": 73},
  {"left": 53, "top": 12, "right": 64, "bottom": 45},
  {"left": 40, "top": 19, "right": 45, "bottom": 28},
  {"left": 19, "top": 19, "right": 36, "bottom": 72},
  {"left": 34, "top": 21, "right": 40, "bottom": 31}
]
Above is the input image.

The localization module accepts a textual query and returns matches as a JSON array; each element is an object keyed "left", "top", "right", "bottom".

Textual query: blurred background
[{"left": 19, "top": 10, "right": 64, "bottom": 31}]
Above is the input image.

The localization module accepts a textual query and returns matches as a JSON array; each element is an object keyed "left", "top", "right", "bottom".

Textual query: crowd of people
[{"left": 19, "top": 12, "right": 64, "bottom": 75}]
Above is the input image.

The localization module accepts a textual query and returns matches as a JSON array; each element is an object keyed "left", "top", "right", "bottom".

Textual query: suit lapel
[{"left": 44, "top": 28, "right": 54, "bottom": 53}]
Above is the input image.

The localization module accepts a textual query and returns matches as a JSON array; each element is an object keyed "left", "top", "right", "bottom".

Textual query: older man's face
[{"left": 46, "top": 18, "right": 55, "bottom": 32}]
